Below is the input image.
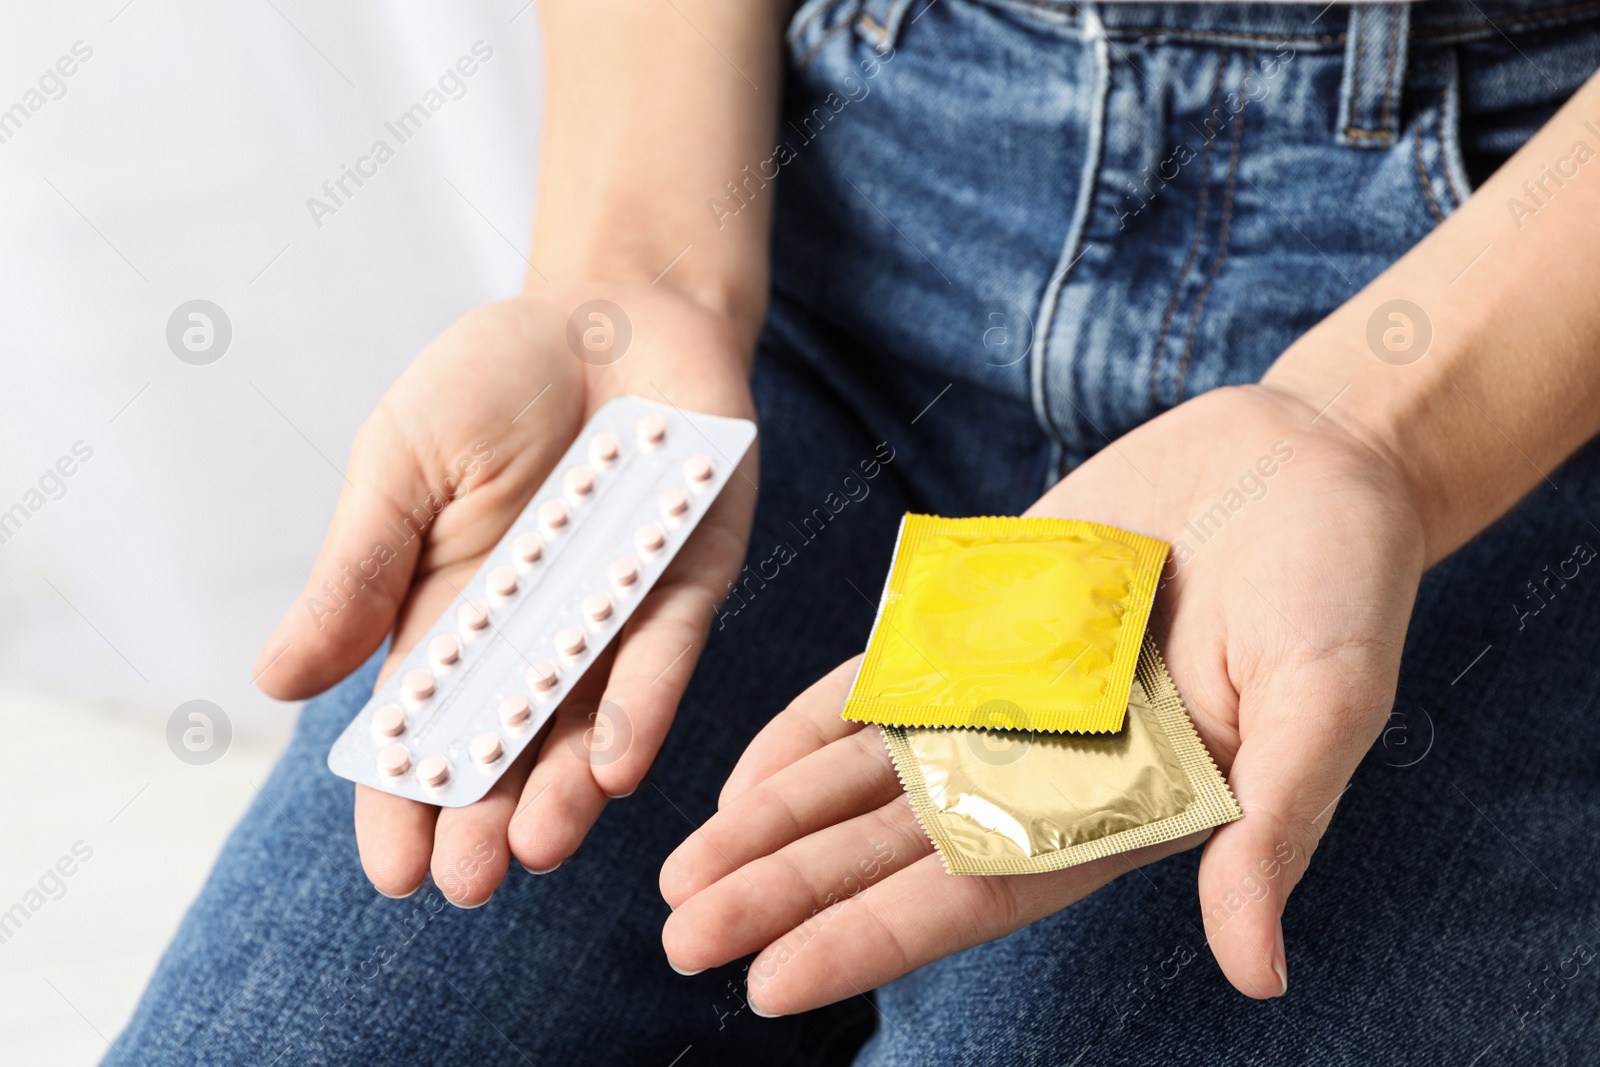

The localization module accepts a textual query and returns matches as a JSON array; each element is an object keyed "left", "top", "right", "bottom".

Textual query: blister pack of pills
[{"left": 328, "top": 396, "right": 756, "bottom": 807}]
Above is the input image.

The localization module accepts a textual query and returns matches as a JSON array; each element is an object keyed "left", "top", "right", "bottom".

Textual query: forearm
[
  {"left": 531, "top": 0, "right": 787, "bottom": 348},
  {"left": 1264, "top": 69, "right": 1600, "bottom": 567}
]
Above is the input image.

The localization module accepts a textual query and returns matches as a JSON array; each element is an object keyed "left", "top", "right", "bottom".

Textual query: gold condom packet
[
  {"left": 882, "top": 638, "right": 1240, "bottom": 876},
  {"left": 843, "top": 514, "right": 1168, "bottom": 734}
]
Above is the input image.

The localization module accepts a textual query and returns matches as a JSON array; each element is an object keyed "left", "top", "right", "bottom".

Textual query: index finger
[
  {"left": 745, "top": 833, "right": 1207, "bottom": 1018},
  {"left": 584, "top": 452, "right": 759, "bottom": 800},
  {"left": 716, "top": 655, "right": 865, "bottom": 810}
]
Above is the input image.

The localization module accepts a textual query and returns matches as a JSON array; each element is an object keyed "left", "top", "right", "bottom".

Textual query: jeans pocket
[
  {"left": 787, "top": 0, "right": 865, "bottom": 72},
  {"left": 1439, "top": 13, "right": 1600, "bottom": 197}
]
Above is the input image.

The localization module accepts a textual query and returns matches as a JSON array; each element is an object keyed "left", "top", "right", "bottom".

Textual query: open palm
[
  {"left": 659, "top": 383, "right": 1425, "bottom": 1013},
  {"left": 255, "top": 280, "right": 757, "bottom": 903}
]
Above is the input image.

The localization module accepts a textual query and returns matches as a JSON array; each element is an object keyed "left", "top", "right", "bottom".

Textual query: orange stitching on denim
[
  {"left": 1342, "top": 6, "right": 1402, "bottom": 146},
  {"left": 1350, "top": 12, "right": 1363, "bottom": 117},
  {"left": 998, "top": 0, "right": 1083, "bottom": 22},
  {"left": 1109, "top": 28, "right": 1346, "bottom": 46},
  {"left": 1097, "top": 0, "right": 1600, "bottom": 44},
  {"left": 795, "top": 12, "right": 859, "bottom": 73},
  {"left": 1346, "top": 11, "right": 1368, "bottom": 135},
  {"left": 789, "top": 0, "right": 850, "bottom": 51},
  {"left": 1412, "top": 0, "right": 1600, "bottom": 39},
  {"left": 1174, "top": 70, "right": 1248, "bottom": 402},
  {"left": 1027, "top": 0, "right": 1600, "bottom": 45},
  {"left": 1435, "top": 88, "right": 1468, "bottom": 209},
  {"left": 857, "top": 11, "right": 890, "bottom": 46},
  {"left": 1150, "top": 50, "right": 1229, "bottom": 407},
  {"left": 1378, "top": 4, "right": 1402, "bottom": 135},
  {"left": 1414, "top": 111, "right": 1447, "bottom": 225}
]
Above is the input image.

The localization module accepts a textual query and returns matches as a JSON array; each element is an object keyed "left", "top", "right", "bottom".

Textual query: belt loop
[{"left": 1336, "top": 3, "right": 1411, "bottom": 147}]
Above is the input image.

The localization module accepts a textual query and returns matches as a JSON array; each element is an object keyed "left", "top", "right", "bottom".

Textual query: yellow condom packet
[
  {"left": 882, "top": 637, "right": 1241, "bottom": 876},
  {"left": 842, "top": 514, "right": 1168, "bottom": 734}
]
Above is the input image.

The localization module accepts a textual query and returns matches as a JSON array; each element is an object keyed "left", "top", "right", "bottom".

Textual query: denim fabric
[{"left": 110, "top": 1, "right": 1600, "bottom": 1064}]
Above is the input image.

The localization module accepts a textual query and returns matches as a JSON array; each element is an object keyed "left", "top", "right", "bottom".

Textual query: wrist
[
  {"left": 1261, "top": 319, "right": 1462, "bottom": 568},
  {"left": 1261, "top": 290, "right": 1555, "bottom": 569},
  {"left": 524, "top": 248, "right": 768, "bottom": 355},
  {"left": 530, "top": 0, "right": 786, "bottom": 351},
  {"left": 513, "top": 274, "right": 760, "bottom": 392},
  {"left": 1264, "top": 71, "right": 1600, "bottom": 567}
]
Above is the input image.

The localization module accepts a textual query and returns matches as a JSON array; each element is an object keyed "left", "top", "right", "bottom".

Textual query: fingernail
[
  {"left": 604, "top": 788, "right": 636, "bottom": 799},
  {"left": 1272, "top": 923, "right": 1288, "bottom": 997},
  {"left": 668, "top": 960, "right": 706, "bottom": 976},
  {"left": 521, "top": 861, "right": 562, "bottom": 875},
  {"left": 748, "top": 998, "right": 782, "bottom": 1019},
  {"left": 375, "top": 882, "right": 423, "bottom": 900}
]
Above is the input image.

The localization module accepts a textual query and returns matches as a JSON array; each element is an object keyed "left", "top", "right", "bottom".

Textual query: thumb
[
  {"left": 252, "top": 417, "right": 435, "bottom": 700},
  {"left": 1196, "top": 662, "right": 1380, "bottom": 999}
]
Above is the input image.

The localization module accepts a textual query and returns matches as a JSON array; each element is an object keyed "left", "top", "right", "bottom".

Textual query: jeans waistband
[
  {"left": 801, "top": 0, "right": 1600, "bottom": 54},
  {"left": 796, "top": 0, "right": 1599, "bottom": 150}
]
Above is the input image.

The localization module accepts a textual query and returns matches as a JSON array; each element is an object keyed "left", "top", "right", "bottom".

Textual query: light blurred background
[{"left": 0, "top": 2, "right": 540, "bottom": 1060}]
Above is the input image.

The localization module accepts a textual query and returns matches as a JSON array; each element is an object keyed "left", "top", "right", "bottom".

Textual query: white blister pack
[{"left": 328, "top": 395, "right": 755, "bottom": 807}]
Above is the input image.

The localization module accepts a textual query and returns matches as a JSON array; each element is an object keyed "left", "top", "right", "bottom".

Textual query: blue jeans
[{"left": 111, "top": 2, "right": 1600, "bottom": 1063}]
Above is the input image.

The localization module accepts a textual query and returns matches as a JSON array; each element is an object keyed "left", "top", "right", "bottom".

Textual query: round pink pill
[
  {"left": 554, "top": 625, "right": 587, "bottom": 657},
  {"left": 486, "top": 566, "right": 518, "bottom": 598},
  {"left": 588, "top": 431, "right": 621, "bottom": 465},
  {"left": 526, "top": 661, "right": 558, "bottom": 691},
  {"left": 607, "top": 558, "right": 639, "bottom": 588},
  {"left": 683, "top": 454, "right": 714, "bottom": 483},
  {"left": 470, "top": 732, "right": 504, "bottom": 765},
  {"left": 376, "top": 742, "right": 411, "bottom": 777},
  {"left": 658, "top": 488, "right": 689, "bottom": 518},
  {"left": 400, "top": 669, "right": 435, "bottom": 702},
  {"left": 498, "top": 694, "right": 532, "bottom": 726},
  {"left": 581, "top": 591, "right": 613, "bottom": 622},
  {"left": 372, "top": 704, "right": 406, "bottom": 738},
  {"left": 458, "top": 599, "right": 490, "bottom": 632},
  {"left": 429, "top": 634, "right": 460, "bottom": 666},
  {"left": 634, "top": 522, "right": 666, "bottom": 554},
  {"left": 512, "top": 532, "right": 543, "bottom": 565},
  {"left": 416, "top": 754, "right": 450, "bottom": 788},
  {"left": 563, "top": 465, "right": 595, "bottom": 498},
  {"left": 636, "top": 413, "right": 667, "bottom": 448},
  {"left": 538, "top": 499, "right": 569, "bottom": 531}
]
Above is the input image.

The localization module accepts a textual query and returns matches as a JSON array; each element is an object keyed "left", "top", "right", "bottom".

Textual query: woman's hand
[
  {"left": 254, "top": 280, "right": 758, "bottom": 903},
  {"left": 654, "top": 64, "right": 1600, "bottom": 1016},
  {"left": 658, "top": 382, "right": 1427, "bottom": 1012}
]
